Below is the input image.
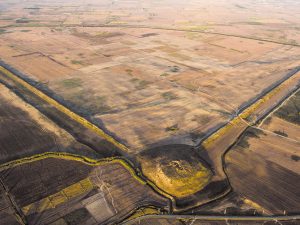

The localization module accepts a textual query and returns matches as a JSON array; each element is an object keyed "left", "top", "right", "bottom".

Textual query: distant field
[
  {"left": 0, "top": 25, "right": 299, "bottom": 151},
  {"left": 0, "top": 0, "right": 299, "bottom": 151},
  {"left": 0, "top": 0, "right": 300, "bottom": 223}
]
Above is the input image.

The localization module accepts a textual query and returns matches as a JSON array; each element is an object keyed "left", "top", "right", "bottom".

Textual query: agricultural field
[
  {"left": 0, "top": 184, "right": 22, "bottom": 225},
  {"left": 129, "top": 218, "right": 299, "bottom": 225},
  {"left": 0, "top": 0, "right": 300, "bottom": 224},
  {"left": 225, "top": 127, "right": 300, "bottom": 215},
  {"left": 0, "top": 157, "right": 169, "bottom": 225},
  {"left": 0, "top": 82, "right": 111, "bottom": 162},
  {"left": 0, "top": 1, "right": 299, "bottom": 151},
  {"left": 261, "top": 90, "right": 300, "bottom": 142}
]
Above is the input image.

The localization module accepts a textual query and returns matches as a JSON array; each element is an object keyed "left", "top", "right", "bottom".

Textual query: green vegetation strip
[{"left": 0, "top": 152, "right": 145, "bottom": 185}]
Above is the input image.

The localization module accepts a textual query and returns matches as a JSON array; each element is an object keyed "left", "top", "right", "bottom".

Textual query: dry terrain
[
  {"left": 0, "top": 157, "right": 169, "bottom": 225},
  {"left": 261, "top": 90, "right": 300, "bottom": 142},
  {"left": 0, "top": 0, "right": 299, "bottom": 151},
  {"left": 0, "top": 82, "right": 107, "bottom": 162},
  {"left": 129, "top": 218, "right": 299, "bottom": 225},
  {"left": 225, "top": 128, "right": 300, "bottom": 215},
  {"left": 0, "top": 185, "right": 22, "bottom": 225},
  {"left": 0, "top": 0, "right": 300, "bottom": 224}
]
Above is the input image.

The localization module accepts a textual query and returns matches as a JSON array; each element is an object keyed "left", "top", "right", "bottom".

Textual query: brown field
[
  {"left": 130, "top": 218, "right": 183, "bottom": 225},
  {"left": 0, "top": 69, "right": 121, "bottom": 158},
  {"left": 130, "top": 218, "right": 299, "bottom": 225},
  {"left": 0, "top": 157, "right": 169, "bottom": 225},
  {"left": 1, "top": 25, "right": 299, "bottom": 151},
  {"left": 261, "top": 90, "right": 300, "bottom": 142},
  {"left": 0, "top": 185, "right": 22, "bottom": 225},
  {"left": 262, "top": 117, "right": 300, "bottom": 142},
  {"left": 225, "top": 128, "right": 300, "bottom": 215},
  {"left": 8, "top": 53, "right": 74, "bottom": 82},
  {"left": 0, "top": 83, "right": 102, "bottom": 163},
  {"left": 190, "top": 192, "right": 260, "bottom": 216},
  {"left": 0, "top": 0, "right": 300, "bottom": 223},
  {"left": 0, "top": 0, "right": 299, "bottom": 151}
]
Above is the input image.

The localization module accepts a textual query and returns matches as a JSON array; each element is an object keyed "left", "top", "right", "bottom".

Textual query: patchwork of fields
[{"left": 0, "top": 0, "right": 299, "bottom": 224}]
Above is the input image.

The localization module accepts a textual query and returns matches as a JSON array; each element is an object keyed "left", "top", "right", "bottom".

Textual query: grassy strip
[{"left": 0, "top": 152, "right": 145, "bottom": 185}]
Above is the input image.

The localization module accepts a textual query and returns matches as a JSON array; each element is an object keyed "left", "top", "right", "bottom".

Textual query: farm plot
[
  {"left": 0, "top": 0, "right": 299, "bottom": 222},
  {"left": 261, "top": 117, "right": 300, "bottom": 143},
  {"left": 0, "top": 68, "right": 120, "bottom": 158},
  {"left": 129, "top": 218, "right": 297, "bottom": 225},
  {"left": 225, "top": 128, "right": 300, "bottom": 215},
  {"left": 1, "top": 25, "right": 299, "bottom": 152},
  {"left": 261, "top": 90, "right": 300, "bottom": 142},
  {"left": 0, "top": 157, "right": 169, "bottom": 225},
  {"left": 0, "top": 83, "right": 99, "bottom": 163},
  {"left": 130, "top": 218, "right": 184, "bottom": 225},
  {"left": 5, "top": 53, "right": 74, "bottom": 82},
  {"left": 0, "top": 185, "right": 22, "bottom": 225}
]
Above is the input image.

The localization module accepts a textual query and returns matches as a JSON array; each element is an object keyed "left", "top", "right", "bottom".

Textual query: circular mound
[{"left": 137, "top": 145, "right": 212, "bottom": 198}]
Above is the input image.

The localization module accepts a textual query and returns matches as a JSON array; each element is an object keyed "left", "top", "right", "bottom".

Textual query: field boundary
[
  {"left": 0, "top": 151, "right": 145, "bottom": 184},
  {"left": 122, "top": 214, "right": 300, "bottom": 225}
]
